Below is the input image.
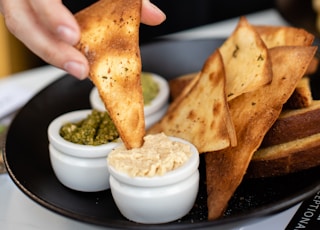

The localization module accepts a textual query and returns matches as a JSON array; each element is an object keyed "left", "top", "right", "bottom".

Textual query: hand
[{"left": 0, "top": 0, "right": 166, "bottom": 79}]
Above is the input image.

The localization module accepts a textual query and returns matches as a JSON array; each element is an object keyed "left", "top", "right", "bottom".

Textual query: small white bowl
[
  {"left": 107, "top": 136, "right": 200, "bottom": 224},
  {"left": 89, "top": 72, "right": 169, "bottom": 128},
  {"left": 48, "top": 110, "right": 120, "bottom": 192}
]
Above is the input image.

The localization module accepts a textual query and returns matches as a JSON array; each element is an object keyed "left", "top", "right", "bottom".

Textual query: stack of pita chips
[{"left": 148, "top": 17, "right": 317, "bottom": 220}]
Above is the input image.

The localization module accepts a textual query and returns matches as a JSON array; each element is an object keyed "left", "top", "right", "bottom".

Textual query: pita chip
[
  {"left": 219, "top": 17, "right": 272, "bottom": 101},
  {"left": 254, "top": 25, "right": 314, "bottom": 48},
  {"left": 75, "top": 0, "right": 145, "bottom": 149},
  {"left": 205, "top": 46, "right": 317, "bottom": 220},
  {"left": 148, "top": 51, "right": 236, "bottom": 153}
]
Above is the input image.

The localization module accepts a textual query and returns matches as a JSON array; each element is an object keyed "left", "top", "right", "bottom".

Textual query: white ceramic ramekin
[
  {"left": 89, "top": 72, "right": 169, "bottom": 128},
  {"left": 107, "top": 136, "right": 200, "bottom": 224},
  {"left": 48, "top": 110, "right": 120, "bottom": 192}
]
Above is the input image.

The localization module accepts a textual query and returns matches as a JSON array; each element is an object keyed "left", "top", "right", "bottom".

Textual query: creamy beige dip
[{"left": 107, "top": 133, "right": 192, "bottom": 177}]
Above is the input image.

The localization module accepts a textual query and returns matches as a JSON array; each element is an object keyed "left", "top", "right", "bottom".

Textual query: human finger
[
  {"left": 29, "top": 0, "right": 80, "bottom": 45},
  {"left": 2, "top": 0, "right": 88, "bottom": 79},
  {"left": 141, "top": 0, "right": 166, "bottom": 26}
]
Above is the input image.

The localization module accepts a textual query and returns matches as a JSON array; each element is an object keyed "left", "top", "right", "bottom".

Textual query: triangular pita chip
[
  {"left": 219, "top": 17, "right": 272, "bottom": 101},
  {"left": 169, "top": 72, "right": 199, "bottom": 100},
  {"left": 254, "top": 25, "right": 314, "bottom": 48},
  {"left": 148, "top": 51, "right": 236, "bottom": 153},
  {"left": 205, "top": 46, "right": 317, "bottom": 220},
  {"left": 167, "top": 24, "right": 315, "bottom": 102},
  {"left": 75, "top": 0, "right": 145, "bottom": 149}
]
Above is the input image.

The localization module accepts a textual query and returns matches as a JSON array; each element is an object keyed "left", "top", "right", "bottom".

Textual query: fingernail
[
  {"left": 149, "top": 2, "right": 166, "bottom": 21},
  {"left": 64, "top": 61, "right": 87, "bottom": 80},
  {"left": 57, "top": 26, "right": 78, "bottom": 45}
]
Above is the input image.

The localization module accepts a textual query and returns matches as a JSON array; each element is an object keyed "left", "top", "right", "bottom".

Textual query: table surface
[{"left": 0, "top": 9, "right": 307, "bottom": 230}]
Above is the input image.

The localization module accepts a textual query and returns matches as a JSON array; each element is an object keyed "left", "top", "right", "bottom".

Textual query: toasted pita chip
[
  {"left": 169, "top": 72, "right": 198, "bottom": 100},
  {"left": 169, "top": 24, "right": 316, "bottom": 103},
  {"left": 205, "top": 46, "right": 317, "bottom": 220},
  {"left": 305, "top": 57, "right": 319, "bottom": 75},
  {"left": 75, "top": 0, "right": 145, "bottom": 149},
  {"left": 149, "top": 51, "right": 236, "bottom": 152},
  {"left": 254, "top": 25, "right": 317, "bottom": 75},
  {"left": 254, "top": 25, "right": 314, "bottom": 48},
  {"left": 284, "top": 77, "right": 313, "bottom": 109},
  {"left": 254, "top": 25, "right": 315, "bottom": 109},
  {"left": 147, "top": 72, "right": 201, "bottom": 135},
  {"left": 166, "top": 72, "right": 201, "bottom": 115},
  {"left": 219, "top": 17, "right": 272, "bottom": 101}
]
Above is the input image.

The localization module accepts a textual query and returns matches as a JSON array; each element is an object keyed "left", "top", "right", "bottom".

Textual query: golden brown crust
[
  {"left": 75, "top": 0, "right": 145, "bottom": 149},
  {"left": 305, "top": 57, "right": 319, "bottom": 75},
  {"left": 254, "top": 25, "right": 315, "bottom": 48},
  {"left": 248, "top": 133, "right": 320, "bottom": 178},
  {"left": 220, "top": 17, "right": 273, "bottom": 101},
  {"left": 168, "top": 72, "right": 198, "bottom": 101},
  {"left": 205, "top": 46, "right": 317, "bottom": 220},
  {"left": 284, "top": 77, "right": 313, "bottom": 109},
  {"left": 169, "top": 24, "right": 317, "bottom": 105},
  {"left": 148, "top": 51, "right": 236, "bottom": 153},
  {"left": 170, "top": 75, "right": 314, "bottom": 111},
  {"left": 262, "top": 100, "right": 320, "bottom": 147}
]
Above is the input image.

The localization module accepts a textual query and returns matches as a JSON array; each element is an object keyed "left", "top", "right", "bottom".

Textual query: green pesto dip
[
  {"left": 60, "top": 73, "right": 158, "bottom": 145},
  {"left": 60, "top": 110, "right": 119, "bottom": 145},
  {"left": 141, "top": 73, "right": 159, "bottom": 105}
]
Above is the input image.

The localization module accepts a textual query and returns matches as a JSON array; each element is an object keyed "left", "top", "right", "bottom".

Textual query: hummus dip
[{"left": 107, "top": 133, "right": 192, "bottom": 177}]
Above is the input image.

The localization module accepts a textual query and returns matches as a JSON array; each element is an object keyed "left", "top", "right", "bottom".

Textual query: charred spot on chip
[
  {"left": 232, "top": 45, "right": 240, "bottom": 58},
  {"left": 257, "top": 54, "right": 264, "bottom": 61},
  {"left": 187, "top": 110, "right": 197, "bottom": 120},
  {"left": 213, "top": 102, "right": 222, "bottom": 116},
  {"left": 228, "top": 93, "right": 234, "bottom": 98}
]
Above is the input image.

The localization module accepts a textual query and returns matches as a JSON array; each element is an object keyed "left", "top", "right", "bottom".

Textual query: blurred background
[{"left": 0, "top": 0, "right": 275, "bottom": 78}]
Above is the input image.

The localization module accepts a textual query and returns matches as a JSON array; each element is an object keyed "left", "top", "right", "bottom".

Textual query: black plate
[
  {"left": 4, "top": 39, "right": 320, "bottom": 229},
  {"left": 275, "top": 0, "right": 320, "bottom": 37}
]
